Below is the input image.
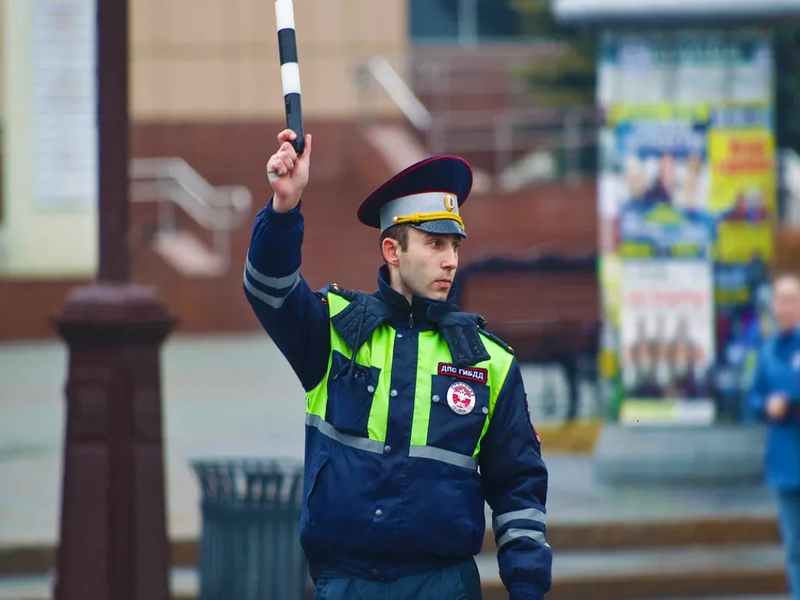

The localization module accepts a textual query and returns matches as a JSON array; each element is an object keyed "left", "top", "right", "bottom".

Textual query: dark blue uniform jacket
[{"left": 243, "top": 200, "right": 552, "bottom": 600}]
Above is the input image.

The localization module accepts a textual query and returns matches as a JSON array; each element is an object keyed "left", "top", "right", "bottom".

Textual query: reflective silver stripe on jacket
[
  {"left": 303, "top": 419, "right": 479, "bottom": 470},
  {"left": 409, "top": 445, "right": 478, "bottom": 471},
  {"left": 305, "top": 414, "right": 385, "bottom": 454}
]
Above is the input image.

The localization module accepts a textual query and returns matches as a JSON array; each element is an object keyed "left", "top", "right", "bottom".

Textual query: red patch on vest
[{"left": 438, "top": 363, "right": 488, "bottom": 384}]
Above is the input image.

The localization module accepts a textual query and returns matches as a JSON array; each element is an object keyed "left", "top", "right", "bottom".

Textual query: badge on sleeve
[
  {"left": 525, "top": 395, "right": 541, "bottom": 444},
  {"left": 447, "top": 382, "right": 476, "bottom": 415},
  {"left": 532, "top": 425, "right": 541, "bottom": 444}
]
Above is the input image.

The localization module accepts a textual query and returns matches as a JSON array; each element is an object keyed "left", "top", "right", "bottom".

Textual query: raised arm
[{"left": 243, "top": 130, "right": 330, "bottom": 392}]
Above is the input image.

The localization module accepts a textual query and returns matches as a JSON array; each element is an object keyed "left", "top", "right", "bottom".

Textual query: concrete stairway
[
  {"left": 151, "top": 230, "right": 227, "bottom": 278},
  {"left": 0, "top": 516, "right": 789, "bottom": 600}
]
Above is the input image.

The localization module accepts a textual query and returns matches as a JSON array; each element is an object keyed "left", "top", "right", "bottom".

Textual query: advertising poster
[
  {"left": 619, "top": 260, "right": 716, "bottom": 424},
  {"left": 598, "top": 108, "right": 716, "bottom": 262},
  {"left": 708, "top": 118, "right": 776, "bottom": 264},
  {"left": 708, "top": 109, "right": 777, "bottom": 412},
  {"left": 598, "top": 254, "right": 623, "bottom": 418},
  {"left": 597, "top": 30, "right": 774, "bottom": 108},
  {"left": 598, "top": 113, "right": 716, "bottom": 259},
  {"left": 599, "top": 112, "right": 717, "bottom": 423},
  {"left": 30, "top": 0, "right": 98, "bottom": 211},
  {"left": 614, "top": 116, "right": 715, "bottom": 260}
]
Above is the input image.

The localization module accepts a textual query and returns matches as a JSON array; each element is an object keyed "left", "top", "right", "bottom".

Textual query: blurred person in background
[
  {"left": 243, "top": 129, "right": 552, "bottom": 600},
  {"left": 642, "top": 153, "right": 678, "bottom": 206},
  {"left": 667, "top": 315, "right": 709, "bottom": 400},
  {"left": 748, "top": 272, "right": 800, "bottom": 600}
]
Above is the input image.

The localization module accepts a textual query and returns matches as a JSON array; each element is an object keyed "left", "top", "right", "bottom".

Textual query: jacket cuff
[
  {"left": 508, "top": 579, "right": 545, "bottom": 600},
  {"left": 263, "top": 197, "right": 302, "bottom": 228}
]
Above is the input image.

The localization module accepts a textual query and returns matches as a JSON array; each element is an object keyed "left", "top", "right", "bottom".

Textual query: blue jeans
[
  {"left": 313, "top": 559, "right": 483, "bottom": 600},
  {"left": 777, "top": 489, "right": 800, "bottom": 600}
]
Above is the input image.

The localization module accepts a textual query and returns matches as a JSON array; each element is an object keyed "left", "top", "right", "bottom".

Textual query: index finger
[{"left": 277, "top": 129, "right": 297, "bottom": 145}]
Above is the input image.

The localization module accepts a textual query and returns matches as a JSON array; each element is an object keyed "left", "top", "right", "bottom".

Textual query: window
[
  {"left": 476, "top": 0, "right": 522, "bottom": 39},
  {"left": 409, "top": 0, "right": 524, "bottom": 45}
]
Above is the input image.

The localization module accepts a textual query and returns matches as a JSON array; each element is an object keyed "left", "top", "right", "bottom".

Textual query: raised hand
[{"left": 267, "top": 129, "right": 312, "bottom": 212}]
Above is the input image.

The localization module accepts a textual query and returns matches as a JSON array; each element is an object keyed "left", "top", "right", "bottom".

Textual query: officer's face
[
  {"left": 396, "top": 228, "right": 461, "bottom": 301},
  {"left": 773, "top": 275, "right": 800, "bottom": 332}
]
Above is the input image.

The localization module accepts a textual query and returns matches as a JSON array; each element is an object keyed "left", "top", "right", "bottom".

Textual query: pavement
[{"left": 0, "top": 333, "right": 780, "bottom": 544}]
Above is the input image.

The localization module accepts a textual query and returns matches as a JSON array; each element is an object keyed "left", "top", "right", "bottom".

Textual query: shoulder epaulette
[
  {"left": 327, "top": 286, "right": 391, "bottom": 352},
  {"left": 478, "top": 326, "right": 515, "bottom": 355},
  {"left": 317, "top": 282, "right": 358, "bottom": 302}
]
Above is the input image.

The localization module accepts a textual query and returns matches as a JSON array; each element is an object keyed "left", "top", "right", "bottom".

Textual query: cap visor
[{"left": 411, "top": 220, "right": 467, "bottom": 238}]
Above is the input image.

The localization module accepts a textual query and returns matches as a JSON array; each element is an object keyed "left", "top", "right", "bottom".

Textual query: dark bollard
[{"left": 53, "top": 284, "right": 175, "bottom": 600}]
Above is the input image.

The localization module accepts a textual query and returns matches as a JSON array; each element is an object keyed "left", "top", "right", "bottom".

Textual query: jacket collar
[{"left": 375, "top": 265, "right": 458, "bottom": 329}]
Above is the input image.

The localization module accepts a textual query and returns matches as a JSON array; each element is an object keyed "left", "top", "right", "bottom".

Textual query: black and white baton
[{"left": 269, "top": 0, "right": 304, "bottom": 182}]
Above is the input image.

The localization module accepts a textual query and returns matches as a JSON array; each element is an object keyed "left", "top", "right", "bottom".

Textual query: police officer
[
  {"left": 244, "top": 129, "right": 552, "bottom": 600},
  {"left": 748, "top": 272, "right": 800, "bottom": 600}
]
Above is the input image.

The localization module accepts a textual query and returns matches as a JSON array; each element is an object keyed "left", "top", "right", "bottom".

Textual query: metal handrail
[
  {"left": 355, "top": 52, "right": 599, "bottom": 181},
  {"left": 432, "top": 105, "right": 598, "bottom": 127},
  {"left": 362, "top": 56, "right": 433, "bottom": 131},
  {"left": 129, "top": 157, "right": 252, "bottom": 268}
]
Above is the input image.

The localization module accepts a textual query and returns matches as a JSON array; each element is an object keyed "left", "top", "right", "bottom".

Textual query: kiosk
[{"left": 552, "top": 0, "right": 800, "bottom": 481}]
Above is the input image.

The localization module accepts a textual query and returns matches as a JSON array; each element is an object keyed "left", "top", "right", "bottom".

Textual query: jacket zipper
[{"left": 409, "top": 313, "right": 414, "bottom": 329}]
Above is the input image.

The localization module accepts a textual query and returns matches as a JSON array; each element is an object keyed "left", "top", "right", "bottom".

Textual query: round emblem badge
[
  {"left": 444, "top": 194, "right": 456, "bottom": 212},
  {"left": 447, "top": 381, "right": 476, "bottom": 415}
]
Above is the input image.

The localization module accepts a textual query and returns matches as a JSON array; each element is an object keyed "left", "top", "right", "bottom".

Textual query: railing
[
  {"left": 454, "top": 254, "right": 602, "bottom": 421},
  {"left": 360, "top": 56, "right": 433, "bottom": 131},
  {"left": 354, "top": 49, "right": 599, "bottom": 182},
  {"left": 431, "top": 106, "right": 598, "bottom": 180},
  {"left": 129, "top": 157, "right": 252, "bottom": 269}
]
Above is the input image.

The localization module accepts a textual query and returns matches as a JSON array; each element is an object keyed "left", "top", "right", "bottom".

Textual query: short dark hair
[{"left": 380, "top": 223, "right": 412, "bottom": 254}]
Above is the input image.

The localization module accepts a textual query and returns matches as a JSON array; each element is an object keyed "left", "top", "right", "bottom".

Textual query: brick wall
[{"left": 2, "top": 119, "right": 599, "bottom": 339}]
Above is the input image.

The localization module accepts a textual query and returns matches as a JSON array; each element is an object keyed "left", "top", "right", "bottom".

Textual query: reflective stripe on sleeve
[{"left": 496, "top": 528, "right": 549, "bottom": 550}]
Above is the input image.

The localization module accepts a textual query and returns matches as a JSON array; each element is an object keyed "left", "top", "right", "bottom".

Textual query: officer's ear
[
  {"left": 379, "top": 224, "right": 410, "bottom": 267},
  {"left": 381, "top": 237, "right": 401, "bottom": 268}
]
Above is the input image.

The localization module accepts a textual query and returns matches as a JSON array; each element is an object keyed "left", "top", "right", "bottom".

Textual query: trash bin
[{"left": 191, "top": 458, "right": 308, "bottom": 600}]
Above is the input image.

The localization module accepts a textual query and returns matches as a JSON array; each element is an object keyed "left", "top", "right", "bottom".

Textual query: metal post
[
  {"left": 52, "top": 0, "right": 175, "bottom": 598},
  {"left": 96, "top": 0, "right": 129, "bottom": 282},
  {"left": 494, "top": 114, "right": 513, "bottom": 178},
  {"left": 355, "top": 62, "right": 374, "bottom": 134},
  {"left": 428, "top": 119, "right": 446, "bottom": 156},
  {"left": 214, "top": 227, "right": 229, "bottom": 270},
  {"left": 457, "top": 0, "right": 478, "bottom": 47},
  {"left": 157, "top": 186, "right": 177, "bottom": 234},
  {"left": 564, "top": 109, "right": 581, "bottom": 186}
]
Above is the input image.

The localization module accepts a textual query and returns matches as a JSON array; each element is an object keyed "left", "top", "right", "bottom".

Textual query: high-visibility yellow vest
[{"left": 305, "top": 290, "right": 515, "bottom": 468}]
